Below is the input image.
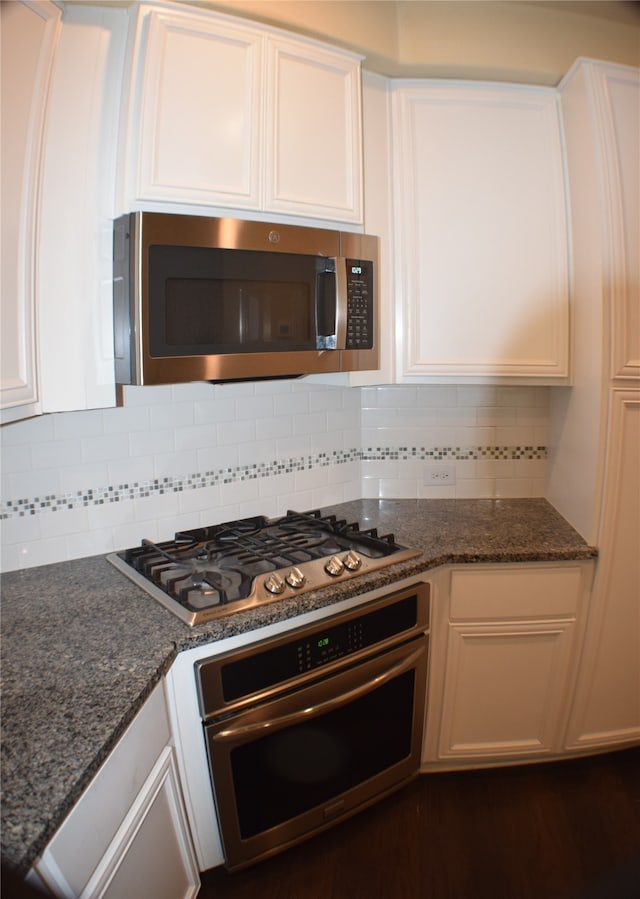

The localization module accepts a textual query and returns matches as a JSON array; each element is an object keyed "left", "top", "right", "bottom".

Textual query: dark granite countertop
[{"left": 1, "top": 498, "right": 596, "bottom": 873}]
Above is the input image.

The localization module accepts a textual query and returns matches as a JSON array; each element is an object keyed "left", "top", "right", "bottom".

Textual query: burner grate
[{"left": 108, "top": 509, "right": 420, "bottom": 625}]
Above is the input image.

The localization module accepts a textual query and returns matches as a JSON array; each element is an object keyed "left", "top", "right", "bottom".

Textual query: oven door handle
[{"left": 211, "top": 643, "right": 425, "bottom": 743}]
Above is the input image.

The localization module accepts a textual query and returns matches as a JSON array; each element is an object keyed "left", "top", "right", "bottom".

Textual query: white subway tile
[
  {"left": 294, "top": 466, "right": 329, "bottom": 492},
  {"left": 129, "top": 428, "right": 174, "bottom": 457},
  {"left": 82, "top": 432, "right": 130, "bottom": 463},
  {"left": 455, "top": 479, "right": 495, "bottom": 498},
  {"left": 194, "top": 397, "right": 236, "bottom": 424},
  {"left": 216, "top": 419, "right": 255, "bottom": 446},
  {"left": 108, "top": 457, "right": 155, "bottom": 488},
  {"left": 376, "top": 386, "right": 417, "bottom": 408},
  {"left": 178, "top": 484, "right": 221, "bottom": 515},
  {"left": 274, "top": 392, "right": 309, "bottom": 416},
  {"left": 379, "top": 478, "right": 417, "bottom": 499},
  {"left": 175, "top": 423, "right": 218, "bottom": 451},
  {"left": 361, "top": 477, "right": 380, "bottom": 498},
  {"left": 53, "top": 408, "right": 105, "bottom": 440},
  {"left": 415, "top": 386, "right": 458, "bottom": 407},
  {"left": 1, "top": 443, "right": 33, "bottom": 474},
  {"left": 59, "top": 462, "right": 108, "bottom": 494},
  {"left": 9, "top": 535, "right": 68, "bottom": 569},
  {"left": 1, "top": 413, "right": 54, "bottom": 446},
  {"left": 102, "top": 405, "right": 150, "bottom": 434},
  {"left": 32, "top": 439, "right": 82, "bottom": 471},
  {"left": 293, "top": 412, "right": 327, "bottom": 436},
  {"left": 10, "top": 468, "right": 62, "bottom": 502},
  {"left": 236, "top": 394, "right": 274, "bottom": 421},
  {"left": 219, "top": 478, "right": 260, "bottom": 507},
  {"left": 238, "top": 439, "right": 277, "bottom": 466},
  {"left": 197, "top": 445, "right": 238, "bottom": 472},
  {"left": 132, "top": 491, "right": 181, "bottom": 524},
  {"left": 38, "top": 507, "right": 89, "bottom": 540},
  {"left": 495, "top": 426, "right": 535, "bottom": 446},
  {"left": 150, "top": 401, "right": 194, "bottom": 430},
  {"left": 153, "top": 450, "right": 198, "bottom": 479},
  {"left": 121, "top": 385, "right": 174, "bottom": 407},
  {"left": 259, "top": 472, "right": 295, "bottom": 499},
  {"left": 419, "top": 483, "right": 456, "bottom": 499},
  {"left": 495, "top": 478, "right": 533, "bottom": 497},
  {"left": 309, "top": 389, "right": 343, "bottom": 413},
  {"left": 456, "top": 385, "right": 498, "bottom": 407},
  {"left": 256, "top": 414, "right": 291, "bottom": 440}
]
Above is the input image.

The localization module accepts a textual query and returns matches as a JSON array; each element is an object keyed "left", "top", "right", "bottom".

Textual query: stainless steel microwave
[{"left": 112, "top": 213, "right": 379, "bottom": 385}]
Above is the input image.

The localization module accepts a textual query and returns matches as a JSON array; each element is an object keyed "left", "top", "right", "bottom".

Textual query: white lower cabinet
[
  {"left": 423, "top": 563, "right": 594, "bottom": 766},
  {"left": 33, "top": 683, "right": 199, "bottom": 899}
]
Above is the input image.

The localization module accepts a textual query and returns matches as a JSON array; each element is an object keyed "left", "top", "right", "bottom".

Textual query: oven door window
[
  {"left": 232, "top": 670, "right": 414, "bottom": 838},
  {"left": 147, "top": 246, "right": 335, "bottom": 356}
]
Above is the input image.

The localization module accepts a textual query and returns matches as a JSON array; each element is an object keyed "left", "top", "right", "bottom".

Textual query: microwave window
[
  {"left": 164, "top": 279, "right": 312, "bottom": 351},
  {"left": 148, "top": 246, "right": 330, "bottom": 357}
]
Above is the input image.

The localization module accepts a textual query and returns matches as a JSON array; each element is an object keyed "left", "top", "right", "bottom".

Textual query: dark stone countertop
[{"left": 0, "top": 498, "right": 596, "bottom": 873}]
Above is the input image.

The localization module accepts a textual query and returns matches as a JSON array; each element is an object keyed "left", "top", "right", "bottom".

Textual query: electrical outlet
[{"left": 423, "top": 463, "right": 456, "bottom": 485}]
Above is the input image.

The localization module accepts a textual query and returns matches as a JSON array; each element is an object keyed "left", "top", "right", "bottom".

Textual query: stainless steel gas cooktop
[{"left": 108, "top": 509, "right": 421, "bottom": 626}]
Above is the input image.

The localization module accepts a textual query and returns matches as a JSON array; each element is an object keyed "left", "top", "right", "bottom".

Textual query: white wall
[{"left": 0, "top": 381, "right": 548, "bottom": 572}]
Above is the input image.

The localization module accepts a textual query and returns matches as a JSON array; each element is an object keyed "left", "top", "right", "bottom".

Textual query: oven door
[{"left": 204, "top": 633, "right": 429, "bottom": 871}]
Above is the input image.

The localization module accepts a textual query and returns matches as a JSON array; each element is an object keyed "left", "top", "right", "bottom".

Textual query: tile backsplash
[{"left": 0, "top": 382, "right": 548, "bottom": 571}]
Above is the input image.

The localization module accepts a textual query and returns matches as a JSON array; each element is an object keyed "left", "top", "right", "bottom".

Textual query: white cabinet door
[
  {"left": 425, "top": 564, "right": 590, "bottom": 765},
  {"left": 439, "top": 621, "right": 576, "bottom": 759},
  {"left": 0, "top": 0, "right": 60, "bottom": 424},
  {"left": 264, "top": 34, "right": 362, "bottom": 223},
  {"left": 595, "top": 66, "right": 640, "bottom": 381},
  {"left": 566, "top": 391, "right": 640, "bottom": 749},
  {"left": 93, "top": 748, "right": 199, "bottom": 899},
  {"left": 392, "top": 82, "right": 569, "bottom": 383},
  {"left": 125, "top": 5, "right": 262, "bottom": 210}
]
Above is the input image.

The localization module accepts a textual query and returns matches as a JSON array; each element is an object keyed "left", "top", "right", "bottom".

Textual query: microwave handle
[{"left": 317, "top": 258, "right": 347, "bottom": 350}]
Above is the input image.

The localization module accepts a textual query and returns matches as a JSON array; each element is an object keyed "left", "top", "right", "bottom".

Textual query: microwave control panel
[{"left": 345, "top": 259, "right": 374, "bottom": 349}]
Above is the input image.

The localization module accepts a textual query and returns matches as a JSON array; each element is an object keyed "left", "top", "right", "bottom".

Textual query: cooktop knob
[
  {"left": 343, "top": 550, "right": 362, "bottom": 571},
  {"left": 285, "top": 567, "right": 306, "bottom": 589},
  {"left": 325, "top": 555, "right": 345, "bottom": 577},
  {"left": 264, "top": 573, "right": 286, "bottom": 595}
]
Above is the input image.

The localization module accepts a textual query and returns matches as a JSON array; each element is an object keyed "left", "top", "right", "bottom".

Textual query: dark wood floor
[{"left": 199, "top": 746, "right": 640, "bottom": 899}]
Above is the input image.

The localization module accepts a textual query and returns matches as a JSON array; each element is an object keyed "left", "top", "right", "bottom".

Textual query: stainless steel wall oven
[{"left": 196, "top": 582, "right": 430, "bottom": 871}]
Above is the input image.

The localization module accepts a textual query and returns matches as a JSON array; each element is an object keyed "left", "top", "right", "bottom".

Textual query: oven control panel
[{"left": 196, "top": 583, "right": 430, "bottom": 719}]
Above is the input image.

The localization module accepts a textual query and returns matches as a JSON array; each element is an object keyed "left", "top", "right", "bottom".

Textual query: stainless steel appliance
[
  {"left": 113, "top": 213, "right": 379, "bottom": 385},
  {"left": 196, "top": 581, "right": 430, "bottom": 870},
  {"left": 107, "top": 510, "right": 421, "bottom": 626}
]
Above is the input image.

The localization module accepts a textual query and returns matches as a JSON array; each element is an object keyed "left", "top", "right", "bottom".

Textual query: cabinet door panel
[
  {"left": 0, "top": 0, "right": 60, "bottom": 422},
  {"left": 600, "top": 69, "right": 640, "bottom": 379},
  {"left": 134, "top": 9, "right": 262, "bottom": 208},
  {"left": 98, "top": 749, "right": 199, "bottom": 899},
  {"left": 566, "top": 392, "right": 640, "bottom": 747},
  {"left": 265, "top": 37, "right": 362, "bottom": 222},
  {"left": 439, "top": 622, "right": 575, "bottom": 758},
  {"left": 393, "top": 83, "right": 568, "bottom": 382}
]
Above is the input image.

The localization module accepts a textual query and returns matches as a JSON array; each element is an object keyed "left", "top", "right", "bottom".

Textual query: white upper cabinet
[
  {"left": 125, "top": 5, "right": 263, "bottom": 210},
  {"left": 120, "top": 2, "right": 363, "bottom": 225},
  {"left": 592, "top": 64, "right": 639, "bottom": 381},
  {"left": 392, "top": 82, "right": 570, "bottom": 383},
  {"left": 1, "top": 0, "right": 60, "bottom": 424},
  {"left": 263, "top": 35, "right": 363, "bottom": 222}
]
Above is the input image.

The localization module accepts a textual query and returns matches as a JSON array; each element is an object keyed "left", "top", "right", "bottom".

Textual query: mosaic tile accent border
[{"left": 0, "top": 445, "right": 546, "bottom": 520}]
